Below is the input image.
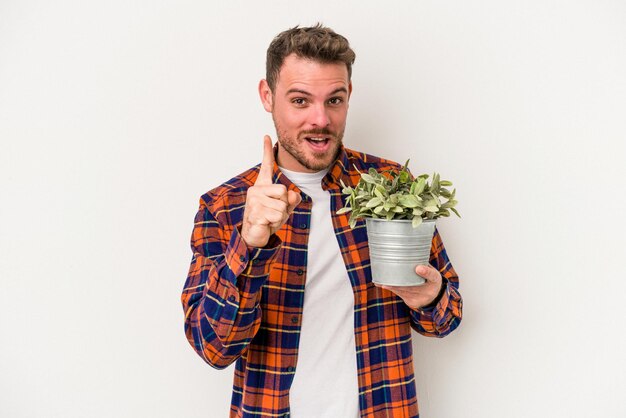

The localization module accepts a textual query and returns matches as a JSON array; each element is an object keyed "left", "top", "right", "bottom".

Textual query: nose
[{"left": 309, "top": 104, "right": 330, "bottom": 128}]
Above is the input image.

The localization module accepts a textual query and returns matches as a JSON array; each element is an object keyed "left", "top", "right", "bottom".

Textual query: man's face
[{"left": 259, "top": 54, "right": 352, "bottom": 173}]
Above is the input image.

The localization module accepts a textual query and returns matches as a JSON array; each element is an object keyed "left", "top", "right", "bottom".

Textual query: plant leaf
[
  {"left": 414, "top": 177, "right": 426, "bottom": 195},
  {"left": 412, "top": 216, "right": 423, "bottom": 228},
  {"left": 398, "top": 194, "right": 420, "bottom": 208},
  {"left": 361, "top": 173, "right": 377, "bottom": 184},
  {"left": 365, "top": 197, "right": 383, "bottom": 208}
]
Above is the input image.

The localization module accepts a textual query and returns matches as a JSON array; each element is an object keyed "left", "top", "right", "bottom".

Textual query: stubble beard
[{"left": 273, "top": 123, "right": 344, "bottom": 172}]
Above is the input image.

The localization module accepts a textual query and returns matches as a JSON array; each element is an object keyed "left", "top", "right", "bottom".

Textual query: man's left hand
[{"left": 376, "top": 265, "right": 444, "bottom": 310}]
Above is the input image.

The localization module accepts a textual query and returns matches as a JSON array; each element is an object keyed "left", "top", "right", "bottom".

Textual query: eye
[
  {"left": 328, "top": 97, "right": 344, "bottom": 105},
  {"left": 291, "top": 98, "right": 307, "bottom": 106}
]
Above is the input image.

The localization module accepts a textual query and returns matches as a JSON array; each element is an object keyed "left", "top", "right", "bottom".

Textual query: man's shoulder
[
  {"left": 344, "top": 147, "right": 404, "bottom": 173},
  {"left": 199, "top": 165, "right": 260, "bottom": 212}
]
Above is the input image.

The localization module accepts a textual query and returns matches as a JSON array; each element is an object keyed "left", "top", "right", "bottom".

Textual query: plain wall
[{"left": 1, "top": 1, "right": 625, "bottom": 417}]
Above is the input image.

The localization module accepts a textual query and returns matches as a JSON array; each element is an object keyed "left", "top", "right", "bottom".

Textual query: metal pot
[{"left": 365, "top": 218, "right": 436, "bottom": 286}]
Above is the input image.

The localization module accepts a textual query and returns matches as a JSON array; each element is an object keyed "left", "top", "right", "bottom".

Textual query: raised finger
[{"left": 256, "top": 135, "right": 274, "bottom": 185}]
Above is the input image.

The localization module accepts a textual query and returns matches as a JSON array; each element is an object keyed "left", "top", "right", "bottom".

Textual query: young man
[{"left": 182, "top": 25, "right": 462, "bottom": 418}]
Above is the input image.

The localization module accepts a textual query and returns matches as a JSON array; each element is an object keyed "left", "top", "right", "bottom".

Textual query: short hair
[{"left": 266, "top": 24, "right": 356, "bottom": 92}]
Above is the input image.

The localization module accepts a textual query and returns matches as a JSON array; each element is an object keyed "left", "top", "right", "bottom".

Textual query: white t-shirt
[{"left": 279, "top": 166, "right": 359, "bottom": 418}]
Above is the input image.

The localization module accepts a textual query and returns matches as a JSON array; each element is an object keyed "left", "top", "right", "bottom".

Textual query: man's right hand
[{"left": 241, "top": 135, "right": 302, "bottom": 248}]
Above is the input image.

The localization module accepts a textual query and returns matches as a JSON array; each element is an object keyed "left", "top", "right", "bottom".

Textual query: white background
[{"left": 1, "top": 1, "right": 625, "bottom": 417}]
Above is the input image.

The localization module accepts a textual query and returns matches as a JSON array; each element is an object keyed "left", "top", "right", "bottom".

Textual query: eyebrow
[{"left": 285, "top": 87, "right": 349, "bottom": 96}]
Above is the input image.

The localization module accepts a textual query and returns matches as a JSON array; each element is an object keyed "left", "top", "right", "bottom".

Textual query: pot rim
[{"left": 364, "top": 218, "right": 437, "bottom": 223}]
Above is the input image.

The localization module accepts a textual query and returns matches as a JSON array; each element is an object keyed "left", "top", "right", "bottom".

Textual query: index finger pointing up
[{"left": 256, "top": 135, "right": 275, "bottom": 185}]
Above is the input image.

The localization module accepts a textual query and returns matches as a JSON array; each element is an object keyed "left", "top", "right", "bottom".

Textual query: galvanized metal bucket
[{"left": 365, "top": 218, "right": 436, "bottom": 286}]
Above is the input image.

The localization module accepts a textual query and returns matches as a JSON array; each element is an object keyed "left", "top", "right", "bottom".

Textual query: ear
[{"left": 258, "top": 79, "right": 273, "bottom": 112}]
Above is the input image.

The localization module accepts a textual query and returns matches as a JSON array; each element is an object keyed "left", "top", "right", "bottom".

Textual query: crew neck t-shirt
[{"left": 279, "top": 166, "right": 359, "bottom": 418}]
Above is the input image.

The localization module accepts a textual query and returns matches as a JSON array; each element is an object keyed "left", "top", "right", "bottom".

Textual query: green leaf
[
  {"left": 431, "top": 173, "right": 440, "bottom": 191},
  {"left": 450, "top": 207, "right": 461, "bottom": 218},
  {"left": 438, "top": 209, "right": 450, "bottom": 217},
  {"left": 440, "top": 180, "right": 453, "bottom": 187},
  {"left": 373, "top": 205, "right": 385, "bottom": 214},
  {"left": 386, "top": 211, "right": 394, "bottom": 220},
  {"left": 361, "top": 173, "right": 377, "bottom": 184},
  {"left": 412, "top": 216, "right": 423, "bottom": 228},
  {"left": 398, "top": 194, "right": 420, "bottom": 208},
  {"left": 336, "top": 207, "right": 352, "bottom": 214},
  {"left": 365, "top": 197, "right": 383, "bottom": 208},
  {"left": 414, "top": 177, "right": 426, "bottom": 195}
]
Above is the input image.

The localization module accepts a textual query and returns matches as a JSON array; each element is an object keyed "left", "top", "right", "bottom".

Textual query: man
[{"left": 182, "top": 25, "right": 462, "bottom": 417}]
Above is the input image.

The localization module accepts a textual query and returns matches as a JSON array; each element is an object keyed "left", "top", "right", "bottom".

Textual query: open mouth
[{"left": 305, "top": 136, "right": 331, "bottom": 150}]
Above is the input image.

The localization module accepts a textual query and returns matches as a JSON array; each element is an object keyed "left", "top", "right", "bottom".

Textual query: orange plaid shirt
[{"left": 181, "top": 146, "right": 463, "bottom": 417}]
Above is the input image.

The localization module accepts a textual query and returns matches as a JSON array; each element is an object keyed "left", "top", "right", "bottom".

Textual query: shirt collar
[{"left": 269, "top": 144, "right": 351, "bottom": 192}]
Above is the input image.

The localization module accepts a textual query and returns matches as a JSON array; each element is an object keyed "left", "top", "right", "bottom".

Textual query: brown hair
[{"left": 266, "top": 24, "right": 356, "bottom": 92}]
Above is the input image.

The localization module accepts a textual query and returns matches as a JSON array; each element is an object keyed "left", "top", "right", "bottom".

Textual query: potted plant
[{"left": 338, "top": 160, "right": 459, "bottom": 286}]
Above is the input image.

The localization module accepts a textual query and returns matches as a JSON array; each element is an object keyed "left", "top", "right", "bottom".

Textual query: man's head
[
  {"left": 265, "top": 24, "right": 356, "bottom": 93},
  {"left": 259, "top": 25, "right": 356, "bottom": 173}
]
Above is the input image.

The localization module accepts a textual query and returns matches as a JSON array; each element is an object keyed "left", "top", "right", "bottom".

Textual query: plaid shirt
[{"left": 181, "top": 146, "right": 462, "bottom": 417}]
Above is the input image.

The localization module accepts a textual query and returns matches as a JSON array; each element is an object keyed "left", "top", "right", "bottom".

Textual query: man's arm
[
  {"left": 181, "top": 135, "right": 300, "bottom": 368},
  {"left": 409, "top": 229, "right": 462, "bottom": 337},
  {"left": 378, "top": 229, "right": 463, "bottom": 337},
  {"left": 181, "top": 200, "right": 281, "bottom": 369}
]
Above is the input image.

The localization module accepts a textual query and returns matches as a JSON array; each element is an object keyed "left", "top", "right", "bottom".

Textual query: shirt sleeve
[
  {"left": 181, "top": 197, "right": 281, "bottom": 369},
  {"left": 409, "top": 228, "right": 463, "bottom": 337}
]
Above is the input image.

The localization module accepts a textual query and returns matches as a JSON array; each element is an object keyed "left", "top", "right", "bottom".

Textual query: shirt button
[
  {"left": 239, "top": 255, "right": 245, "bottom": 262},
  {"left": 299, "top": 223, "right": 307, "bottom": 229},
  {"left": 296, "top": 269, "right": 304, "bottom": 276},
  {"left": 290, "top": 316, "right": 298, "bottom": 324},
  {"left": 228, "top": 295, "right": 236, "bottom": 302},
  {"left": 287, "top": 366, "right": 295, "bottom": 373}
]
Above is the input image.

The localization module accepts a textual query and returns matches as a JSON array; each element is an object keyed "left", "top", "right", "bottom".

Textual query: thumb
[{"left": 286, "top": 190, "right": 302, "bottom": 214}]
